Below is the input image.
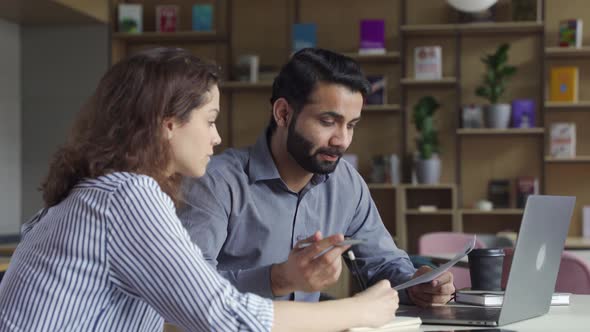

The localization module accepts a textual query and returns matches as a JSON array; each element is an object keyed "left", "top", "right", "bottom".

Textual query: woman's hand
[{"left": 352, "top": 280, "right": 399, "bottom": 328}]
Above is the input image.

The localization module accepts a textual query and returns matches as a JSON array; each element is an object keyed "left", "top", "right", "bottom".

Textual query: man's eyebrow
[
  {"left": 319, "top": 111, "right": 344, "bottom": 120},
  {"left": 319, "top": 111, "right": 361, "bottom": 122}
]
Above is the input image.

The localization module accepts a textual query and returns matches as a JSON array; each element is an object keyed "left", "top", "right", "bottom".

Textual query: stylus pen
[{"left": 347, "top": 250, "right": 367, "bottom": 291}]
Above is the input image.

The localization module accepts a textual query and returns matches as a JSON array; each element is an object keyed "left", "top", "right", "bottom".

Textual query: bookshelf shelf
[
  {"left": 362, "top": 104, "right": 401, "bottom": 113},
  {"left": 406, "top": 209, "right": 454, "bottom": 216},
  {"left": 112, "top": 31, "right": 221, "bottom": 42},
  {"left": 545, "top": 101, "right": 590, "bottom": 110},
  {"left": 401, "top": 22, "right": 543, "bottom": 36},
  {"left": 546, "top": 47, "right": 590, "bottom": 58},
  {"left": 368, "top": 184, "right": 396, "bottom": 190},
  {"left": 457, "top": 128, "right": 545, "bottom": 136},
  {"left": 459, "top": 22, "right": 543, "bottom": 35},
  {"left": 400, "top": 77, "right": 457, "bottom": 86},
  {"left": 402, "top": 184, "right": 455, "bottom": 190},
  {"left": 345, "top": 51, "right": 401, "bottom": 63},
  {"left": 219, "top": 81, "right": 273, "bottom": 90},
  {"left": 545, "top": 156, "right": 590, "bottom": 163},
  {"left": 460, "top": 209, "right": 524, "bottom": 215}
]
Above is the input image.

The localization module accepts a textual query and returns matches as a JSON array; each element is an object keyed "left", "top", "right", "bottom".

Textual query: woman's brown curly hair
[{"left": 42, "top": 48, "right": 219, "bottom": 207}]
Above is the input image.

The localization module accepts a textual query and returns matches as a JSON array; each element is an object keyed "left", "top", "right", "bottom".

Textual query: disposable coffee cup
[{"left": 468, "top": 248, "right": 505, "bottom": 291}]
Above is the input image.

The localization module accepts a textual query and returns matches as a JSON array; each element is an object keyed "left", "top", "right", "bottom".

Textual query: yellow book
[{"left": 550, "top": 66, "right": 579, "bottom": 102}]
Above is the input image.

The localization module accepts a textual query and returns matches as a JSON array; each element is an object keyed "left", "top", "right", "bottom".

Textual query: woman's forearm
[{"left": 272, "top": 298, "right": 364, "bottom": 332}]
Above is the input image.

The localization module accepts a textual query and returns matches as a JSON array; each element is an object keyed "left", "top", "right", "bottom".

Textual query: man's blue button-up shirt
[{"left": 179, "top": 130, "right": 416, "bottom": 302}]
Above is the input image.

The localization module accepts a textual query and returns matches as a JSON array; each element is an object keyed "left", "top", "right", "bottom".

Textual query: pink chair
[
  {"left": 418, "top": 232, "right": 487, "bottom": 290},
  {"left": 502, "top": 248, "right": 590, "bottom": 294}
]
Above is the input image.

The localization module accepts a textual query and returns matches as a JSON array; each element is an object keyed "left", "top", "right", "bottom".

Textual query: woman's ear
[
  {"left": 162, "top": 118, "right": 175, "bottom": 140},
  {"left": 272, "top": 98, "right": 293, "bottom": 128}
]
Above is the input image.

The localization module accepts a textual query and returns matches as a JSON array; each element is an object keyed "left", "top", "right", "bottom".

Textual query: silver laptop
[{"left": 397, "top": 195, "right": 575, "bottom": 326}]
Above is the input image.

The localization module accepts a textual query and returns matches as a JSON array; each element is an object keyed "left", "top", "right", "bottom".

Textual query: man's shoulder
[{"left": 207, "top": 147, "right": 250, "bottom": 177}]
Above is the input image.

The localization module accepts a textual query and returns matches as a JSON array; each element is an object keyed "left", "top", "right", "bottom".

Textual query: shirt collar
[{"left": 248, "top": 128, "right": 330, "bottom": 185}]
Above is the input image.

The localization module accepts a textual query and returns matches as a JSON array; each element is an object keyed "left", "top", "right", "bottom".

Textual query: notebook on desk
[
  {"left": 347, "top": 316, "right": 421, "bottom": 331},
  {"left": 397, "top": 195, "right": 576, "bottom": 327}
]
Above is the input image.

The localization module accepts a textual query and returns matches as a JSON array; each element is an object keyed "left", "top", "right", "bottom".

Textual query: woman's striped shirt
[{"left": 0, "top": 172, "right": 273, "bottom": 331}]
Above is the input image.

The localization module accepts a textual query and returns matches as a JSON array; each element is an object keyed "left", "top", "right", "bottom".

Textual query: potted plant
[
  {"left": 413, "top": 96, "right": 441, "bottom": 184},
  {"left": 475, "top": 43, "right": 517, "bottom": 129}
]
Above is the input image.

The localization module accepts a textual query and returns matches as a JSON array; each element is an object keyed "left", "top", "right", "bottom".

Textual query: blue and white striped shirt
[{"left": 0, "top": 172, "right": 273, "bottom": 331}]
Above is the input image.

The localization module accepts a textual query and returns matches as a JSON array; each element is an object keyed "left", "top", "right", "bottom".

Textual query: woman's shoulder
[{"left": 74, "top": 172, "right": 162, "bottom": 197}]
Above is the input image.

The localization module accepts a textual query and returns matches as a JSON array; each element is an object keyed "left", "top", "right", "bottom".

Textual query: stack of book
[{"left": 456, "top": 290, "right": 570, "bottom": 306}]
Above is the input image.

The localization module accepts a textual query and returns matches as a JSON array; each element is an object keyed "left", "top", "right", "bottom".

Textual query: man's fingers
[
  {"left": 299, "top": 234, "right": 345, "bottom": 257},
  {"left": 311, "top": 245, "right": 349, "bottom": 268},
  {"left": 432, "top": 271, "right": 453, "bottom": 287},
  {"left": 294, "top": 231, "right": 323, "bottom": 250}
]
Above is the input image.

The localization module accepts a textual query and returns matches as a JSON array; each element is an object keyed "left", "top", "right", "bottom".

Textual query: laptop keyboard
[{"left": 398, "top": 305, "right": 502, "bottom": 322}]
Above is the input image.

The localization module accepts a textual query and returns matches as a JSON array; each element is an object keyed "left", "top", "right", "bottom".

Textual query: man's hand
[
  {"left": 270, "top": 231, "right": 350, "bottom": 296},
  {"left": 408, "top": 266, "right": 455, "bottom": 307}
]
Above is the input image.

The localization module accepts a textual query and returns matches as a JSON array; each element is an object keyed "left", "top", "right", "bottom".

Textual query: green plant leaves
[
  {"left": 475, "top": 43, "right": 517, "bottom": 104},
  {"left": 413, "top": 96, "right": 440, "bottom": 160}
]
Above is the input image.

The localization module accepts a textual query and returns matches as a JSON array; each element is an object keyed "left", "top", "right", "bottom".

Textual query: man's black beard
[{"left": 286, "top": 116, "right": 344, "bottom": 174}]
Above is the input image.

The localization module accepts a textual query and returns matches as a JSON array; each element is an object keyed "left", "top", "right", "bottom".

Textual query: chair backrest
[
  {"left": 502, "top": 248, "right": 590, "bottom": 294},
  {"left": 418, "top": 232, "right": 486, "bottom": 255}
]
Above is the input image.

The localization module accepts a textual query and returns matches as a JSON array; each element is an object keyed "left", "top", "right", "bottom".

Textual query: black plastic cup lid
[{"left": 468, "top": 248, "right": 505, "bottom": 257}]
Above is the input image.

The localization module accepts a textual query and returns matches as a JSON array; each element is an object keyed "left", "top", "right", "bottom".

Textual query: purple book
[
  {"left": 360, "top": 19, "right": 385, "bottom": 54},
  {"left": 511, "top": 99, "right": 535, "bottom": 128}
]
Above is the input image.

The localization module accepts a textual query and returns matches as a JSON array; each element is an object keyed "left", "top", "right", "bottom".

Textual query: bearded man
[{"left": 178, "top": 48, "right": 454, "bottom": 307}]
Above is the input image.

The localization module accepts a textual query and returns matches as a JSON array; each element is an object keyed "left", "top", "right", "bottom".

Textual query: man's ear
[{"left": 272, "top": 98, "right": 293, "bottom": 128}]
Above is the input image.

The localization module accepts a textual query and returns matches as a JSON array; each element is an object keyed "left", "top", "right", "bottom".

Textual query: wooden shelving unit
[
  {"left": 400, "top": 77, "right": 457, "bottom": 86},
  {"left": 108, "top": 0, "right": 590, "bottom": 255},
  {"left": 460, "top": 209, "right": 524, "bottom": 215},
  {"left": 457, "top": 128, "right": 545, "bottom": 136},
  {"left": 362, "top": 104, "right": 401, "bottom": 113},
  {"left": 401, "top": 22, "right": 544, "bottom": 36},
  {"left": 344, "top": 51, "right": 400, "bottom": 63},
  {"left": 545, "top": 156, "right": 590, "bottom": 163},
  {"left": 219, "top": 81, "right": 273, "bottom": 90},
  {"left": 405, "top": 209, "right": 454, "bottom": 215},
  {"left": 112, "top": 31, "right": 221, "bottom": 42},
  {"left": 546, "top": 47, "right": 590, "bottom": 58},
  {"left": 367, "top": 183, "right": 396, "bottom": 190},
  {"left": 545, "top": 101, "right": 590, "bottom": 110}
]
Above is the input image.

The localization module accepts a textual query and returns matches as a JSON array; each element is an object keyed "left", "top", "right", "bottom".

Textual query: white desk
[{"left": 418, "top": 295, "right": 590, "bottom": 331}]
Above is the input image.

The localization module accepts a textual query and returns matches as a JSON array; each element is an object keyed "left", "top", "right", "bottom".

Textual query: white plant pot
[
  {"left": 485, "top": 103, "right": 511, "bottom": 129},
  {"left": 416, "top": 156, "right": 441, "bottom": 184}
]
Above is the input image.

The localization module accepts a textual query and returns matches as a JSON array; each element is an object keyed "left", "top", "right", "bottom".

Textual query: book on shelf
[
  {"left": 414, "top": 46, "right": 442, "bottom": 80},
  {"left": 156, "top": 5, "right": 179, "bottom": 32},
  {"left": 550, "top": 66, "right": 579, "bottom": 102},
  {"left": 488, "top": 179, "right": 510, "bottom": 209},
  {"left": 456, "top": 290, "right": 570, "bottom": 307},
  {"left": 234, "top": 55, "right": 259, "bottom": 83},
  {"left": 516, "top": 176, "right": 538, "bottom": 209},
  {"left": 559, "top": 19, "right": 583, "bottom": 48},
  {"left": 292, "top": 23, "right": 317, "bottom": 53},
  {"left": 511, "top": 99, "right": 535, "bottom": 128},
  {"left": 359, "top": 19, "right": 386, "bottom": 55},
  {"left": 365, "top": 75, "right": 387, "bottom": 105},
  {"left": 370, "top": 154, "right": 400, "bottom": 185},
  {"left": 118, "top": 3, "right": 143, "bottom": 33},
  {"left": 192, "top": 4, "right": 214, "bottom": 31},
  {"left": 550, "top": 122, "right": 576, "bottom": 158}
]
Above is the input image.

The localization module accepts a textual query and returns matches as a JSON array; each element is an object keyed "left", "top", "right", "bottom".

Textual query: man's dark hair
[{"left": 269, "top": 48, "right": 370, "bottom": 131}]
